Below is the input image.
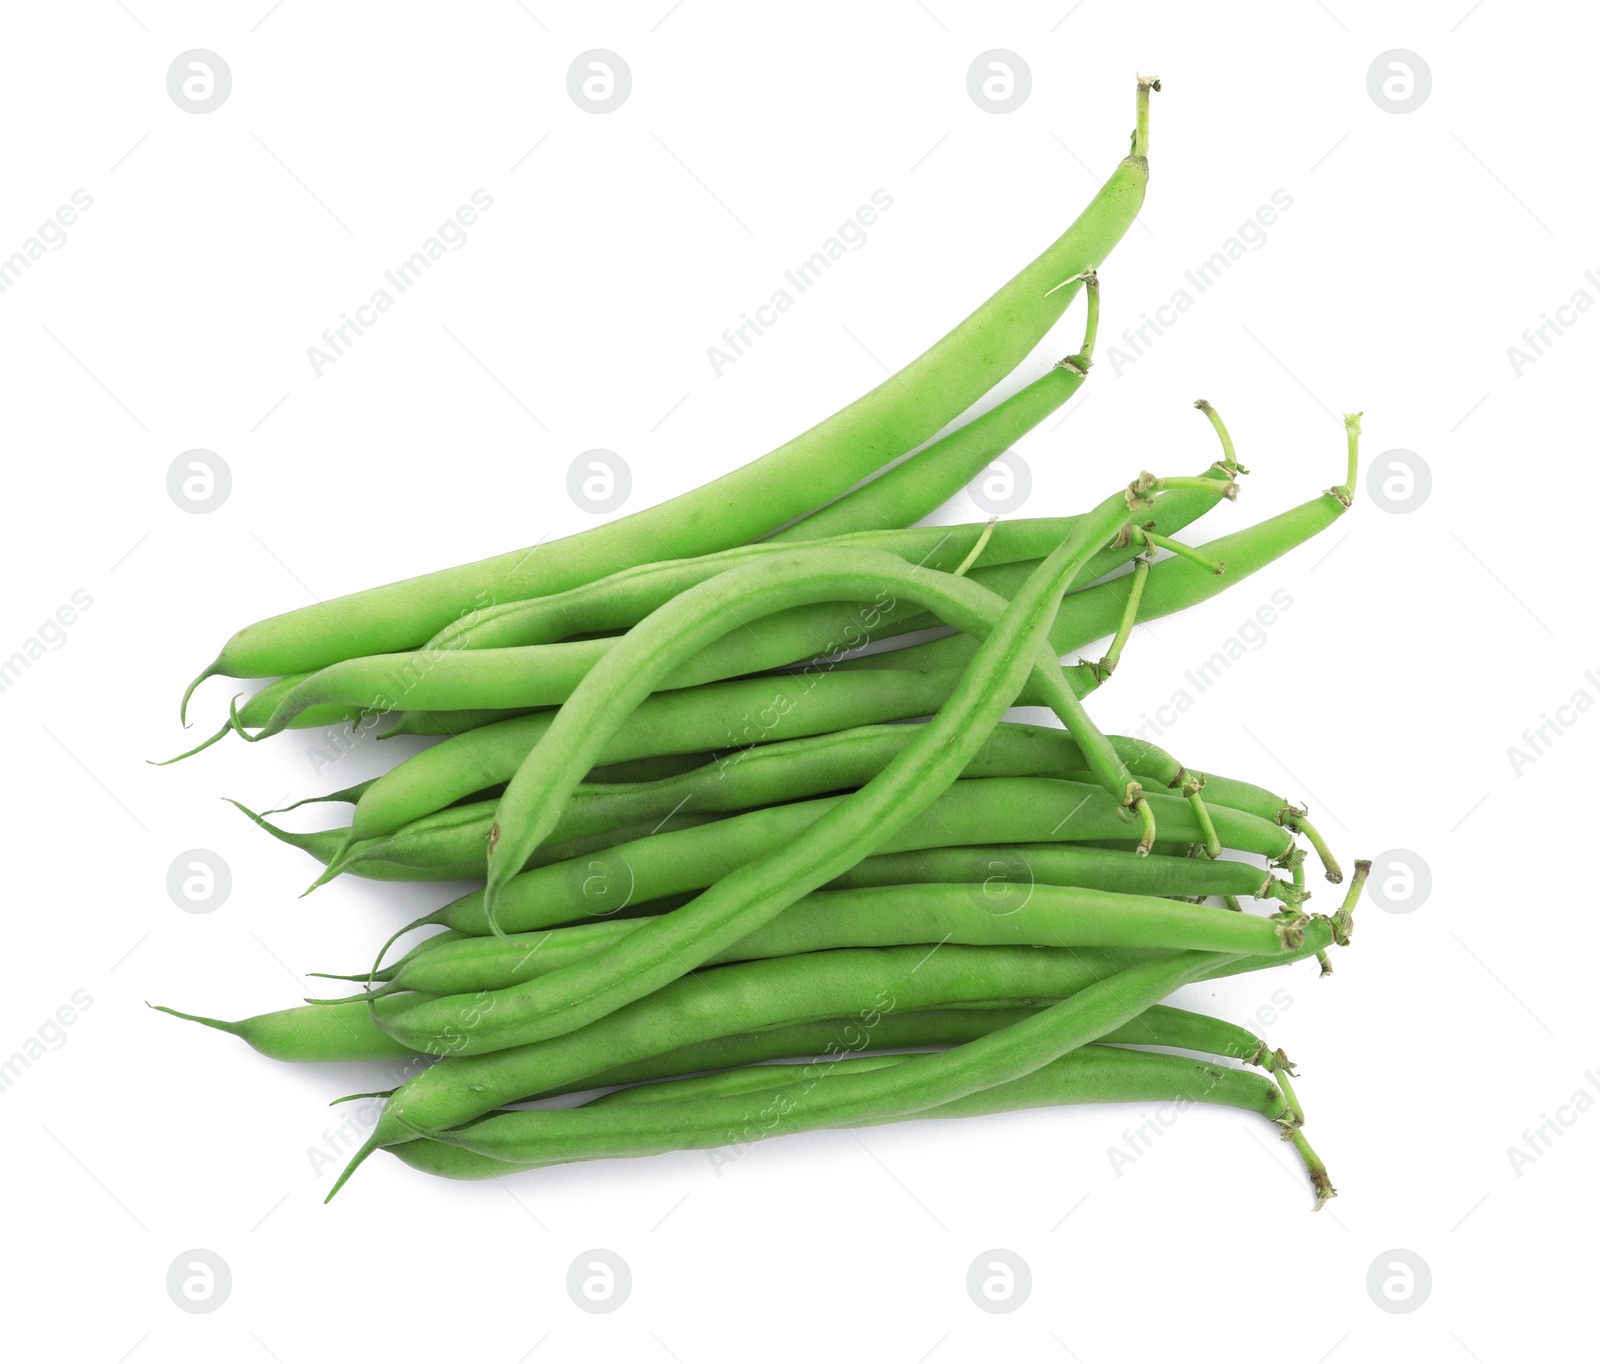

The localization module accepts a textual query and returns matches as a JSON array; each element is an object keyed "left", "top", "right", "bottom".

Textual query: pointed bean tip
[{"left": 179, "top": 657, "right": 221, "bottom": 727}]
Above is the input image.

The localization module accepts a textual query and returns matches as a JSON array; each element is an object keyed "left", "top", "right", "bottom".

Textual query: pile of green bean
[{"left": 157, "top": 78, "right": 1371, "bottom": 1211}]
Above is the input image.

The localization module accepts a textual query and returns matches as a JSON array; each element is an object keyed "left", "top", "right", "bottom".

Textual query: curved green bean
[
  {"left": 387, "top": 1044, "right": 1289, "bottom": 1181},
  {"left": 476, "top": 521, "right": 1220, "bottom": 925},
  {"left": 382, "top": 951, "right": 1237, "bottom": 1168}
]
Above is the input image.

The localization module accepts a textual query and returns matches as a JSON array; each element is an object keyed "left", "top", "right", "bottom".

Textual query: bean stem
[{"left": 1091, "top": 551, "right": 1149, "bottom": 680}]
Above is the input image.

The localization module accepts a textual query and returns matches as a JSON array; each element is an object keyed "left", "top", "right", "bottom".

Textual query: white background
[{"left": 1, "top": 1, "right": 1591, "bottom": 1359}]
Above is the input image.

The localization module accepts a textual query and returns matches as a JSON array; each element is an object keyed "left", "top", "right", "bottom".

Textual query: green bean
[
  {"left": 770, "top": 277, "right": 1100, "bottom": 541},
  {"left": 535, "top": 998, "right": 1279, "bottom": 1104},
  {"left": 545, "top": 1007, "right": 1051, "bottom": 1098},
  {"left": 343, "top": 884, "right": 1303, "bottom": 1015},
  {"left": 600, "top": 1052, "right": 916, "bottom": 1105},
  {"left": 343, "top": 945, "right": 1163, "bottom": 1128},
  {"left": 261, "top": 779, "right": 379, "bottom": 816},
  {"left": 164, "top": 916, "right": 1339, "bottom": 1070},
  {"left": 390, "top": 882, "right": 1297, "bottom": 1057},
  {"left": 184, "top": 80, "right": 1155, "bottom": 705},
  {"left": 387, "top": 1044, "right": 1290, "bottom": 1182},
  {"left": 325, "top": 931, "right": 1205, "bottom": 1194},
  {"left": 380, "top": 708, "right": 530, "bottom": 738},
  {"left": 826, "top": 842, "right": 1284, "bottom": 900},
  {"left": 229, "top": 798, "right": 725, "bottom": 889},
  {"left": 393, "top": 952, "right": 1255, "bottom": 1166},
  {"left": 150, "top": 996, "right": 429, "bottom": 1062},
  {"left": 331, "top": 841, "right": 1277, "bottom": 990},
  {"left": 592, "top": 1000, "right": 1281, "bottom": 1107},
  {"left": 350, "top": 864, "right": 1324, "bottom": 994}
]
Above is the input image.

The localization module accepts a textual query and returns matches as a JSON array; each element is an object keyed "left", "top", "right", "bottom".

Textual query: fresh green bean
[
  {"left": 535, "top": 998, "right": 1280, "bottom": 1103},
  {"left": 386, "top": 952, "right": 1249, "bottom": 1166},
  {"left": 330, "top": 841, "right": 1279, "bottom": 991},
  {"left": 150, "top": 996, "right": 429, "bottom": 1062},
  {"left": 161, "top": 915, "right": 1339, "bottom": 1070},
  {"left": 387, "top": 1044, "right": 1290, "bottom": 1181},
  {"left": 343, "top": 883, "right": 1303, "bottom": 1016},
  {"left": 591, "top": 999, "right": 1282, "bottom": 1107},
  {"left": 825, "top": 842, "right": 1285, "bottom": 901},
  {"left": 230, "top": 798, "right": 727, "bottom": 889},
  {"left": 326, "top": 932, "right": 1214, "bottom": 1194},
  {"left": 769, "top": 277, "right": 1100, "bottom": 541}
]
